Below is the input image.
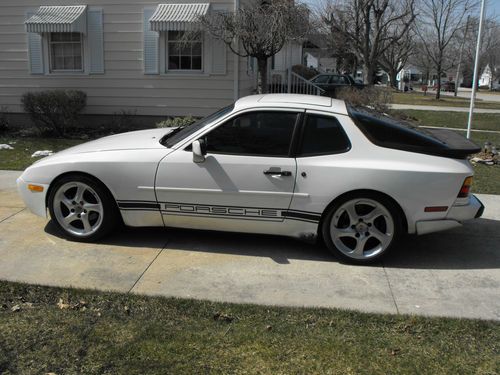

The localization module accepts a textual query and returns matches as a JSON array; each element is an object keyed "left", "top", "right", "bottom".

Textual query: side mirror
[{"left": 192, "top": 139, "right": 207, "bottom": 163}]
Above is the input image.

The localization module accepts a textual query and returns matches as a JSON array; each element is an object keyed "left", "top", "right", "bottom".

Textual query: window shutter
[
  {"left": 88, "top": 9, "right": 104, "bottom": 74},
  {"left": 211, "top": 37, "right": 226, "bottom": 75},
  {"left": 26, "top": 12, "right": 43, "bottom": 74},
  {"left": 143, "top": 9, "right": 159, "bottom": 74}
]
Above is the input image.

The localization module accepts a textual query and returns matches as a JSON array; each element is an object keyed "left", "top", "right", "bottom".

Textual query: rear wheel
[
  {"left": 48, "top": 175, "right": 118, "bottom": 241},
  {"left": 322, "top": 193, "right": 402, "bottom": 264}
]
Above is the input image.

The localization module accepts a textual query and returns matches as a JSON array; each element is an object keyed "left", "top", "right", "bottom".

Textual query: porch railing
[{"left": 268, "top": 69, "right": 324, "bottom": 96}]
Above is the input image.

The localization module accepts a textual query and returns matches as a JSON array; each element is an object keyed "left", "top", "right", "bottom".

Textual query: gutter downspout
[{"left": 233, "top": 0, "right": 239, "bottom": 101}]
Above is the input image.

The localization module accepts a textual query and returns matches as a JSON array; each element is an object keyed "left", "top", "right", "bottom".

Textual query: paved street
[
  {"left": 441, "top": 89, "right": 500, "bottom": 103},
  {"left": 1, "top": 170, "right": 499, "bottom": 320}
]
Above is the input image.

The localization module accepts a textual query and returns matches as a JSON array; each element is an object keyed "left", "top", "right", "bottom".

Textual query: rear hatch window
[{"left": 348, "top": 106, "right": 480, "bottom": 159}]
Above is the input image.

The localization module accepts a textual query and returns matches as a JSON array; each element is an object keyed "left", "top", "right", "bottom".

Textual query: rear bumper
[
  {"left": 16, "top": 177, "right": 49, "bottom": 218},
  {"left": 415, "top": 195, "right": 484, "bottom": 235}
]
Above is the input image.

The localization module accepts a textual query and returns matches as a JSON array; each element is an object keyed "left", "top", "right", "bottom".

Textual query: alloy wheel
[
  {"left": 52, "top": 181, "right": 104, "bottom": 237},
  {"left": 329, "top": 198, "right": 394, "bottom": 260}
]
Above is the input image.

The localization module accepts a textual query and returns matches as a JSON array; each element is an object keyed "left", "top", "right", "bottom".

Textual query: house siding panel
[{"left": 0, "top": 0, "right": 236, "bottom": 116}]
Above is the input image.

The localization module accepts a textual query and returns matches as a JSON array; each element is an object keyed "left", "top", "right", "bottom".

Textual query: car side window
[
  {"left": 298, "top": 114, "right": 350, "bottom": 156},
  {"left": 330, "top": 76, "right": 339, "bottom": 84},
  {"left": 204, "top": 111, "right": 298, "bottom": 157},
  {"left": 313, "top": 75, "right": 330, "bottom": 84},
  {"left": 339, "top": 76, "right": 349, "bottom": 84}
]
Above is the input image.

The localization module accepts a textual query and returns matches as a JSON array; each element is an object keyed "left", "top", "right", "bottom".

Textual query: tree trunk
[
  {"left": 389, "top": 69, "right": 398, "bottom": 89},
  {"left": 435, "top": 56, "right": 442, "bottom": 99},
  {"left": 257, "top": 58, "right": 268, "bottom": 94},
  {"left": 435, "top": 64, "right": 441, "bottom": 100},
  {"left": 363, "top": 64, "right": 375, "bottom": 85}
]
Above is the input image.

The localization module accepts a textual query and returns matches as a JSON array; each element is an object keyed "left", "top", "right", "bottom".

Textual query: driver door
[{"left": 154, "top": 110, "right": 301, "bottom": 232}]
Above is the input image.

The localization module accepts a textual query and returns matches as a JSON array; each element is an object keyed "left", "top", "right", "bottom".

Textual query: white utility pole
[
  {"left": 454, "top": 16, "right": 470, "bottom": 97},
  {"left": 466, "top": 0, "right": 486, "bottom": 139}
]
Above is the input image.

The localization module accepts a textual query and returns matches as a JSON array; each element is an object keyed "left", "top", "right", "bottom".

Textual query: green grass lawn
[
  {"left": 0, "top": 137, "right": 83, "bottom": 170},
  {"left": 392, "top": 91, "right": 500, "bottom": 109},
  {"left": 0, "top": 281, "right": 498, "bottom": 375},
  {"left": 397, "top": 110, "right": 500, "bottom": 132}
]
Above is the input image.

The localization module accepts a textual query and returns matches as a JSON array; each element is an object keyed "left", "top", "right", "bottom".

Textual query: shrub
[
  {"left": 335, "top": 86, "right": 393, "bottom": 113},
  {"left": 110, "top": 109, "right": 138, "bottom": 131},
  {"left": 156, "top": 116, "right": 197, "bottom": 128},
  {"left": 292, "top": 64, "right": 319, "bottom": 80},
  {"left": 0, "top": 106, "right": 9, "bottom": 134},
  {"left": 21, "top": 90, "right": 87, "bottom": 137}
]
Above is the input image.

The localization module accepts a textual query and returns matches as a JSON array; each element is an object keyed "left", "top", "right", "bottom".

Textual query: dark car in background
[{"left": 310, "top": 74, "right": 365, "bottom": 97}]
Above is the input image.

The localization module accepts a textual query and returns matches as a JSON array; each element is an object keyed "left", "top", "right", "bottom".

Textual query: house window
[
  {"left": 49, "top": 32, "right": 83, "bottom": 72},
  {"left": 167, "top": 31, "right": 202, "bottom": 71}
]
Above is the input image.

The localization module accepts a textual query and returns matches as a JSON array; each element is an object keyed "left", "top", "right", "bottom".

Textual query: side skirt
[{"left": 116, "top": 200, "right": 320, "bottom": 239}]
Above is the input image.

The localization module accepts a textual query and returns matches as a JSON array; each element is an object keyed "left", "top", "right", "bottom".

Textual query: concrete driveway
[{"left": 1, "top": 170, "right": 499, "bottom": 320}]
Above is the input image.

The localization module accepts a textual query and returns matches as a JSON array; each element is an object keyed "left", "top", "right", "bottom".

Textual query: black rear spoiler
[{"left": 421, "top": 128, "right": 481, "bottom": 159}]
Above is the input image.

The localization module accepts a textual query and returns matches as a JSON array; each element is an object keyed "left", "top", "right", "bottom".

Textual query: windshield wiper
[{"left": 160, "top": 126, "right": 185, "bottom": 145}]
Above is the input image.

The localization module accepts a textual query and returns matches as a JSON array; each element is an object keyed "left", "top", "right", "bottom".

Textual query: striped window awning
[
  {"left": 149, "top": 3, "right": 210, "bottom": 31},
  {"left": 25, "top": 5, "right": 87, "bottom": 33}
]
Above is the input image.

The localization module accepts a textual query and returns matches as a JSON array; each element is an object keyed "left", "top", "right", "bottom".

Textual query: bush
[
  {"left": 21, "top": 90, "right": 86, "bottom": 137},
  {"left": 110, "top": 109, "right": 138, "bottom": 131},
  {"left": 156, "top": 116, "right": 197, "bottom": 128},
  {"left": 292, "top": 64, "right": 319, "bottom": 80},
  {"left": 0, "top": 106, "right": 9, "bottom": 134},
  {"left": 335, "top": 86, "right": 393, "bottom": 113}
]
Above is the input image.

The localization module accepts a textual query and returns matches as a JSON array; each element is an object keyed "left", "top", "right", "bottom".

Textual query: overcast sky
[{"left": 301, "top": 0, "right": 500, "bottom": 19}]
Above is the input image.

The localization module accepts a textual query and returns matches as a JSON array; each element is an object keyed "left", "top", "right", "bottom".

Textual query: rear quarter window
[
  {"left": 297, "top": 114, "right": 351, "bottom": 156},
  {"left": 349, "top": 108, "right": 446, "bottom": 150}
]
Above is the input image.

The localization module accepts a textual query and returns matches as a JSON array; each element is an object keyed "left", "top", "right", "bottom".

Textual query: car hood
[{"left": 55, "top": 128, "right": 173, "bottom": 156}]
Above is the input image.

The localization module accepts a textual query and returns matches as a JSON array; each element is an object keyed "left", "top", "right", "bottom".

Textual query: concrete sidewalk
[
  {"left": 389, "top": 103, "right": 500, "bottom": 113},
  {"left": 0, "top": 170, "right": 499, "bottom": 320}
]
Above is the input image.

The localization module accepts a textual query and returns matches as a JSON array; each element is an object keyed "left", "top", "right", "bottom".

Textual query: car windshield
[{"left": 160, "top": 104, "right": 234, "bottom": 148}]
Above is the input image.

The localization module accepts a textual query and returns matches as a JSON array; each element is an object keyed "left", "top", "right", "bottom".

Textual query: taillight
[{"left": 458, "top": 176, "right": 473, "bottom": 198}]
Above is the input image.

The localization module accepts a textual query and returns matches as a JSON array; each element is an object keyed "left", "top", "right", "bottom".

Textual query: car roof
[{"left": 234, "top": 94, "right": 348, "bottom": 115}]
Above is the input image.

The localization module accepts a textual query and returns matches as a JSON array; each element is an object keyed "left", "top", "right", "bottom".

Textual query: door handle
[{"left": 263, "top": 169, "right": 292, "bottom": 176}]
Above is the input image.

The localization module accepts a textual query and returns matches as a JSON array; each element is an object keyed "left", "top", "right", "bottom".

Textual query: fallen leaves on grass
[
  {"left": 57, "top": 298, "right": 88, "bottom": 311},
  {"left": 213, "top": 312, "right": 234, "bottom": 322},
  {"left": 391, "top": 348, "right": 401, "bottom": 356},
  {"left": 57, "top": 299, "right": 70, "bottom": 310}
]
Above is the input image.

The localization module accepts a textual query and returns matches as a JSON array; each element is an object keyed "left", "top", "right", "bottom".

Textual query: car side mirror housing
[{"left": 192, "top": 139, "right": 207, "bottom": 163}]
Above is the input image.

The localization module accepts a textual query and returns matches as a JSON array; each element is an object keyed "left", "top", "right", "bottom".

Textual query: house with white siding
[{"left": 0, "top": 0, "right": 302, "bottom": 122}]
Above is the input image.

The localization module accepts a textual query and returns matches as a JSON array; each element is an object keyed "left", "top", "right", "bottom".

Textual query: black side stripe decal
[
  {"left": 117, "top": 200, "right": 321, "bottom": 223},
  {"left": 282, "top": 211, "right": 321, "bottom": 221},
  {"left": 117, "top": 201, "right": 160, "bottom": 210}
]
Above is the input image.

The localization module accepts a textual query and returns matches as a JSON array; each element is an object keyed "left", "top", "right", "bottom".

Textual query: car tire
[
  {"left": 322, "top": 192, "right": 403, "bottom": 264},
  {"left": 48, "top": 174, "right": 119, "bottom": 242}
]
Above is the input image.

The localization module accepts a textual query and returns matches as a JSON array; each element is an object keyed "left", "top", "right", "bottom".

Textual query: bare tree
[
  {"left": 199, "top": 0, "right": 310, "bottom": 93},
  {"left": 324, "top": 25, "right": 360, "bottom": 74},
  {"left": 415, "top": 0, "right": 477, "bottom": 99},
  {"left": 380, "top": 30, "right": 415, "bottom": 88},
  {"left": 410, "top": 41, "right": 435, "bottom": 85},
  {"left": 321, "top": 0, "right": 416, "bottom": 84},
  {"left": 460, "top": 17, "right": 500, "bottom": 88}
]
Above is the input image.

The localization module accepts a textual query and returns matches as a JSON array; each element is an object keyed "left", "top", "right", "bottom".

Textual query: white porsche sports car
[{"left": 17, "top": 94, "right": 484, "bottom": 264}]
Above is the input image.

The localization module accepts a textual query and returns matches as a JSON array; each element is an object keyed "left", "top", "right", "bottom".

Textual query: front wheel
[
  {"left": 48, "top": 175, "right": 118, "bottom": 241},
  {"left": 322, "top": 194, "right": 403, "bottom": 264}
]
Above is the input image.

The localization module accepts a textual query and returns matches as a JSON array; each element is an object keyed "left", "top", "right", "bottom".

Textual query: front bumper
[
  {"left": 16, "top": 177, "right": 49, "bottom": 218},
  {"left": 415, "top": 195, "right": 484, "bottom": 235}
]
